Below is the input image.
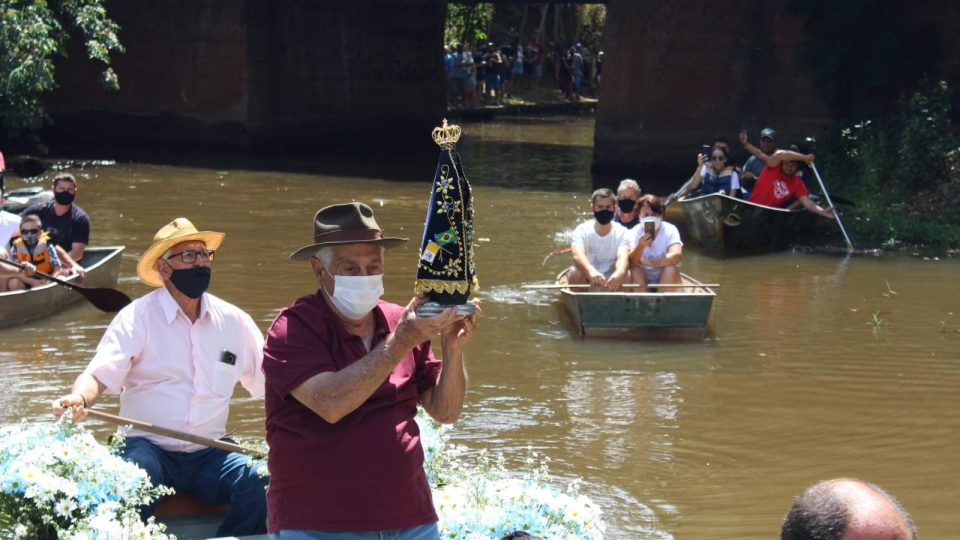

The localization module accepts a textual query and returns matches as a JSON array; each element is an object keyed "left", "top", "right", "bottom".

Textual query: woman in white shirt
[{"left": 627, "top": 194, "right": 683, "bottom": 291}]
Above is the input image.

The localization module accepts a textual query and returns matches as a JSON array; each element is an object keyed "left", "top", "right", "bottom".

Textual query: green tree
[
  {"left": 445, "top": 3, "right": 494, "bottom": 46},
  {"left": 0, "top": 0, "right": 123, "bottom": 137}
]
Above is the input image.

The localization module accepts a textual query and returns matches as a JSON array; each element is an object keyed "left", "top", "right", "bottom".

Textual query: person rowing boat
[{"left": 52, "top": 217, "right": 268, "bottom": 537}]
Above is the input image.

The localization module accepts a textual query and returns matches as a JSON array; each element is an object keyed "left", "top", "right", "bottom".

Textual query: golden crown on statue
[{"left": 431, "top": 119, "right": 462, "bottom": 149}]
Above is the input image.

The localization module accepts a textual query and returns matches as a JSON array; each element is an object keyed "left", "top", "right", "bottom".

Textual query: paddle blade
[{"left": 76, "top": 287, "right": 133, "bottom": 312}]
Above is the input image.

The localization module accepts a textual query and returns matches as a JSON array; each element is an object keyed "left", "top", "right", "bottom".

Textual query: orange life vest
[{"left": 13, "top": 232, "right": 55, "bottom": 274}]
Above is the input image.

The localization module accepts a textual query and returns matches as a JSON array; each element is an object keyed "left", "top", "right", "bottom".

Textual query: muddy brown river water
[{"left": 2, "top": 116, "right": 957, "bottom": 538}]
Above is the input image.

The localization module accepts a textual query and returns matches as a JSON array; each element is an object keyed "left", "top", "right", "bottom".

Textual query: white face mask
[
  {"left": 641, "top": 215, "right": 662, "bottom": 232},
  {"left": 325, "top": 274, "right": 384, "bottom": 320}
]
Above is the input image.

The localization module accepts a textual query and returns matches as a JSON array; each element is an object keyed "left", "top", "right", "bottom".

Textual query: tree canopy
[{"left": 0, "top": 0, "right": 123, "bottom": 137}]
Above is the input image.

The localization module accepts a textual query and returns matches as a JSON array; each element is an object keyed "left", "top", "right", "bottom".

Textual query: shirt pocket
[{"left": 210, "top": 361, "right": 239, "bottom": 397}]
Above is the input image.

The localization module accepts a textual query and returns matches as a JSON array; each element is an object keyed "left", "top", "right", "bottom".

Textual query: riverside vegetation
[{"left": 820, "top": 80, "right": 960, "bottom": 251}]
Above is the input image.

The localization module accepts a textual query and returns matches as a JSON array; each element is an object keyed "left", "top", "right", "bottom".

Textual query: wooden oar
[
  {"left": 663, "top": 178, "right": 694, "bottom": 207},
  {"left": 84, "top": 409, "right": 265, "bottom": 458},
  {"left": 0, "top": 258, "right": 131, "bottom": 312},
  {"left": 541, "top": 245, "right": 573, "bottom": 265},
  {"left": 523, "top": 283, "right": 719, "bottom": 289},
  {"left": 810, "top": 164, "right": 854, "bottom": 251}
]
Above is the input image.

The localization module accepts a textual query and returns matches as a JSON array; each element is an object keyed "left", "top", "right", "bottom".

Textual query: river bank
[{"left": 446, "top": 83, "right": 600, "bottom": 119}]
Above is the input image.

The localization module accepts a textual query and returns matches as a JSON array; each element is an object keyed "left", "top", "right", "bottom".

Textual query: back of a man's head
[{"left": 781, "top": 478, "right": 916, "bottom": 540}]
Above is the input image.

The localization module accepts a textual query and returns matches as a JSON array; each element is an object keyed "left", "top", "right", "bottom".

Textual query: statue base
[{"left": 414, "top": 301, "right": 477, "bottom": 318}]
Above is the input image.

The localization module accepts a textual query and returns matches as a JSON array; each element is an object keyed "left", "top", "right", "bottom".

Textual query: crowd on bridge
[{"left": 444, "top": 37, "right": 603, "bottom": 108}]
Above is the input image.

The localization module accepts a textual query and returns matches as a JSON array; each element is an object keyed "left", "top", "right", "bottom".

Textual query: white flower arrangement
[
  {"left": 420, "top": 413, "right": 605, "bottom": 540},
  {"left": 0, "top": 413, "right": 173, "bottom": 540},
  {"left": 0, "top": 409, "right": 603, "bottom": 540}
]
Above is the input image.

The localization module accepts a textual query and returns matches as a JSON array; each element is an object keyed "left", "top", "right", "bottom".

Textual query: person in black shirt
[{"left": 23, "top": 172, "right": 89, "bottom": 271}]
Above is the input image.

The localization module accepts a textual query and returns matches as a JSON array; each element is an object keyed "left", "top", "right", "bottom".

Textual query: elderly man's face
[
  {"left": 617, "top": 187, "right": 640, "bottom": 212},
  {"left": 311, "top": 243, "right": 383, "bottom": 293},
  {"left": 158, "top": 240, "right": 212, "bottom": 278}
]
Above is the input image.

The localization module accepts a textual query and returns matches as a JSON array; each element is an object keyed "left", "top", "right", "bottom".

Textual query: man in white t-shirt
[
  {"left": 628, "top": 194, "right": 683, "bottom": 291},
  {"left": 567, "top": 188, "right": 631, "bottom": 290}
]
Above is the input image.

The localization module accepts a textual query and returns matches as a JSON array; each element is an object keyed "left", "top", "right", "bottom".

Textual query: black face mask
[
  {"left": 618, "top": 199, "right": 636, "bottom": 213},
  {"left": 169, "top": 266, "right": 211, "bottom": 299},
  {"left": 594, "top": 209, "right": 615, "bottom": 225},
  {"left": 54, "top": 191, "right": 75, "bottom": 205}
]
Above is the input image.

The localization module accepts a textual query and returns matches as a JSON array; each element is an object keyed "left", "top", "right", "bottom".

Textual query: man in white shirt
[
  {"left": 628, "top": 194, "right": 683, "bottom": 291},
  {"left": 52, "top": 217, "right": 267, "bottom": 536},
  {"left": 567, "top": 187, "right": 631, "bottom": 290}
]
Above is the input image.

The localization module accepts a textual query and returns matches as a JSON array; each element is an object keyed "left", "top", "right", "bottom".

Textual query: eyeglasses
[
  {"left": 165, "top": 249, "right": 215, "bottom": 263},
  {"left": 20, "top": 229, "right": 40, "bottom": 235},
  {"left": 710, "top": 156, "right": 726, "bottom": 161}
]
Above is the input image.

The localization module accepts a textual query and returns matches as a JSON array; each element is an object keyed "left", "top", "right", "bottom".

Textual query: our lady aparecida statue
[{"left": 413, "top": 120, "right": 478, "bottom": 317}]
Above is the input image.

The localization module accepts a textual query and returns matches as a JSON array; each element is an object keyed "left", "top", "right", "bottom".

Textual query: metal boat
[
  {"left": 679, "top": 192, "right": 819, "bottom": 255},
  {"left": 0, "top": 246, "right": 125, "bottom": 328},
  {"left": 557, "top": 269, "right": 716, "bottom": 338}
]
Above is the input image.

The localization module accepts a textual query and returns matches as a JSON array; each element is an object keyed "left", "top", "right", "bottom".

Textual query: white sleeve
[
  {"left": 731, "top": 171, "right": 741, "bottom": 190},
  {"left": 617, "top": 227, "right": 636, "bottom": 250},
  {"left": 570, "top": 223, "right": 586, "bottom": 248},
  {"left": 666, "top": 224, "right": 683, "bottom": 247},
  {"left": 239, "top": 312, "right": 266, "bottom": 399},
  {"left": 623, "top": 226, "right": 639, "bottom": 250},
  {"left": 84, "top": 306, "right": 145, "bottom": 394}
]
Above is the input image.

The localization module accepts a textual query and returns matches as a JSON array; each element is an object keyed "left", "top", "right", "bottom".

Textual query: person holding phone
[
  {"left": 628, "top": 195, "right": 683, "bottom": 291},
  {"left": 675, "top": 146, "right": 740, "bottom": 199}
]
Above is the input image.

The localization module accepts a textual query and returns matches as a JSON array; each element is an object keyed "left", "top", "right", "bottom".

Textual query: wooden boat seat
[{"left": 155, "top": 492, "right": 228, "bottom": 518}]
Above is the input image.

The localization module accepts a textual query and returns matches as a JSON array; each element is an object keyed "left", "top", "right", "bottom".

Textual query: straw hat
[
  {"left": 136, "top": 218, "right": 225, "bottom": 287},
  {"left": 289, "top": 202, "right": 407, "bottom": 260}
]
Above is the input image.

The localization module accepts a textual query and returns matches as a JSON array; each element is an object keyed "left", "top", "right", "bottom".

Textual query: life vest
[
  {"left": 13, "top": 232, "right": 55, "bottom": 274},
  {"left": 701, "top": 167, "right": 737, "bottom": 195}
]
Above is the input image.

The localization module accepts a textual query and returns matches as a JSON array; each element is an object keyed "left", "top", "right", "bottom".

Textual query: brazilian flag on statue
[{"left": 414, "top": 120, "right": 478, "bottom": 313}]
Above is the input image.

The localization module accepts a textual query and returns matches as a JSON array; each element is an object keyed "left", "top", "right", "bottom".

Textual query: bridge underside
[
  {"left": 48, "top": 0, "right": 447, "bottom": 160},
  {"left": 44, "top": 0, "right": 960, "bottom": 184},
  {"left": 593, "top": 0, "right": 960, "bottom": 186}
]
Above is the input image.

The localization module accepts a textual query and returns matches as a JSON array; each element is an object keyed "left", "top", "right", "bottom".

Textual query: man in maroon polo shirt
[{"left": 262, "top": 202, "right": 479, "bottom": 539}]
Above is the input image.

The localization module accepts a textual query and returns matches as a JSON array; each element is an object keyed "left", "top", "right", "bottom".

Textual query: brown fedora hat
[{"left": 289, "top": 202, "right": 408, "bottom": 260}]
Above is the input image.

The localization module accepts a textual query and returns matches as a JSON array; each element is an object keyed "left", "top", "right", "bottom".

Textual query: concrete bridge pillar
[
  {"left": 48, "top": 0, "right": 447, "bottom": 158},
  {"left": 592, "top": 0, "right": 830, "bottom": 188}
]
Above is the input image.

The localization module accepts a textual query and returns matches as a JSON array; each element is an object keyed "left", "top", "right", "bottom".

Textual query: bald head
[{"left": 781, "top": 479, "right": 915, "bottom": 540}]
